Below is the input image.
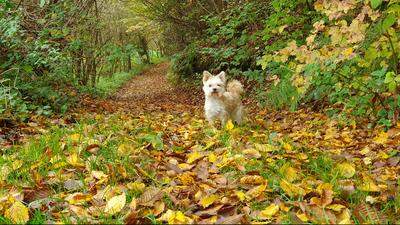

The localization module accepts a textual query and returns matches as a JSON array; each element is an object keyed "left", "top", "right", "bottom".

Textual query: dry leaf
[
  {"left": 5, "top": 201, "right": 29, "bottom": 224},
  {"left": 199, "top": 194, "right": 218, "bottom": 208},
  {"left": 280, "top": 179, "right": 305, "bottom": 198},
  {"left": 337, "top": 162, "right": 355, "bottom": 178},
  {"left": 104, "top": 192, "right": 126, "bottom": 215},
  {"left": 240, "top": 175, "right": 265, "bottom": 185},
  {"left": 259, "top": 203, "right": 279, "bottom": 219}
]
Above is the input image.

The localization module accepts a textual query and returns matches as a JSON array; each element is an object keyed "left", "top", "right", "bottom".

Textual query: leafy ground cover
[
  {"left": 1, "top": 64, "right": 399, "bottom": 224},
  {"left": 96, "top": 65, "right": 149, "bottom": 97}
]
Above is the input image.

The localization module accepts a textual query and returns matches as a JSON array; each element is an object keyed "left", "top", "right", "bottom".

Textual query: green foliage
[
  {"left": 96, "top": 64, "right": 148, "bottom": 97},
  {"left": 170, "top": 2, "right": 270, "bottom": 81},
  {"left": 258, "top": 0, "right": 400, "bottom": 126},
  {"left": 0, "top": 0, "right": 158, "bottom": 120}
]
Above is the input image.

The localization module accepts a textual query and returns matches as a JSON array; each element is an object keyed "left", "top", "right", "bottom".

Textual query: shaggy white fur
[{"left": 202, "top": 71, "right": 244, "bottom": 125}]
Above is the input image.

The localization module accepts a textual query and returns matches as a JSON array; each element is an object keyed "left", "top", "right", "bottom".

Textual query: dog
[{"left": 202, "top": 71, "right": 244, "bottom": 125}]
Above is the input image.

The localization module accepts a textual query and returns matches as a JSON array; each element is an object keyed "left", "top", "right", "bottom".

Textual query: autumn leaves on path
[
  {"left": 1, "top": 64, "right": 400, "bottom": 224},
  {"left": 100, "top": 62, "right": 201, "bottom": 114}
]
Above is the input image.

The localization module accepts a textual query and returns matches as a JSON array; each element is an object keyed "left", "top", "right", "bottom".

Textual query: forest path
[
  {"left": 1, "top": 64, "right": 399, "bottom": 224},
  {"left": 107, "top": 62, "right": 202, "bottom": 114}
]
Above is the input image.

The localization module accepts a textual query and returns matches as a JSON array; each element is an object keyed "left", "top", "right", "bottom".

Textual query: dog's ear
[
  {"left": 217, "top": 71, "right": 226, "bottom": 83},
  {"left": 203, "top": 71, "right": 212, "bottom": 83}
]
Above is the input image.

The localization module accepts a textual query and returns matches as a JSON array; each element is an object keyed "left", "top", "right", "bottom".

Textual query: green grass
[{"left": 96, "top": 64, "right": 148, "bottom": 97}]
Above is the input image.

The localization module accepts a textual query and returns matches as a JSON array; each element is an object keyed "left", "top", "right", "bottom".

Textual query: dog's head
[{"left": 202, "top": 71, "right": 226, "bottom": 97}]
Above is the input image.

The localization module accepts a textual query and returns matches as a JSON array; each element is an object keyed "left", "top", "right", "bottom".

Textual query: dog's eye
[
  {"left": 209, "top": 85, "right": 212, "bottom": 87},
  {"left": 217, "top": 84, "right": 221, "bottom": 87}
]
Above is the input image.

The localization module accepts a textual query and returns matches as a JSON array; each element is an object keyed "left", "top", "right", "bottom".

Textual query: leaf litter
[{"left": 0, "top": 64, "right": 399, "bottom": 224}]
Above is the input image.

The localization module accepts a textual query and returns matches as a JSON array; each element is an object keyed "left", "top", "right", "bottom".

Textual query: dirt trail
[{"left": 108, "top": 62, "right": 202, "bottom": 114}]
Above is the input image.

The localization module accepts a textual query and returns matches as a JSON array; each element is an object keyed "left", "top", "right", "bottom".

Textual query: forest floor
[{"left": 1, "top": 63, "right": 399, "bottom": 224}]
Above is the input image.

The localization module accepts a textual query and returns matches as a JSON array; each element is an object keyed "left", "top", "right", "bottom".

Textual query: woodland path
[
  {"left": 104, "top": 62, "right": 202, "bottom": 114},
  {"left": 1, "top": 63, "right": 399, "bottom": 224}
]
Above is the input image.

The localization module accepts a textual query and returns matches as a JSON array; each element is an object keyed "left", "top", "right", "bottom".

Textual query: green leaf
[
  {"left": 388, "top": 81, "right": 396, "bottom": 92},
  {"left": 39, "top": 0, "right": 46, "bottom": 7},
  {"left": 371, "top": 0, "right": 382, "bottom": 9},
  {"left": 382, "top": 14, "right": 396, "bottom": 31},
  {"left": 385, "top": 72, "right": 395, "bottom": 83}
]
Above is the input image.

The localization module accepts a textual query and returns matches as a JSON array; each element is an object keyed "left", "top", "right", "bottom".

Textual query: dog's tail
[{"left": 227, "top": 80, "right": 244, "bottom": 96}]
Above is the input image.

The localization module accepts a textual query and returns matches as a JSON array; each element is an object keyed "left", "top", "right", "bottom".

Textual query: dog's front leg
[{"left": 220, "top": 111, "right": 228, "bottom": 126}]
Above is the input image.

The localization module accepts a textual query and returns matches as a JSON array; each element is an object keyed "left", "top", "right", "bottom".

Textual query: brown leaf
[
  {"left": 153, "top": 201, "right": 165, "bottom": 216},
  {"left": 195, "top": 204, "right": 223, "bottom": 218},
  {"left": 353, "top": 203, "right": 387, "bottom": 224},
  {"left": 305, "top": 205, "right": 336, "bottom": 224},
  {"left": 137, "top": 187, "right": 163, "bottom": 206},
  {"left": 216, "top": 214, "right": 244, "bottom": 224},
  {"left": 86, "top": 144, "right": 100, "bottom": 154}
]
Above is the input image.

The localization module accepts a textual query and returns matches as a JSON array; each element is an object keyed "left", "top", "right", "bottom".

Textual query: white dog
[{"left": 202, "top": 71, "right": 244, "bottom": 125}]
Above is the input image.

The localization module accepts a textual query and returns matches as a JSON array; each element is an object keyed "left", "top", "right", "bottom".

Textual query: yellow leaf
[
  {"left": 208, "top": 153, "right": 217, "bottom": 163},
  {"left": 104, "top": 193, "right": 126, "bottom": 215},
  {"left": 175, "top": 211, "right": 186, "bottom": 222},
  {"left": 91, "top": 170, "right": 108, "bottom": 180},
  {"left": 326, "top": 204, "right": 346, "bottom": 212},
  {"left": 374, "top": 131, "right": 388, "bottom": 144},
  {"left": 187, "top": 151, "right": 203, "bottom": 164},
  {"left": 240, "top": 175, "right": 265, "bottom": 185},
  {"left": 280, "top": 165, "right": 299, "bottom": 182},
  {"left": 67, "top": 153, "right": 85, "bottom": 167},
  {"left": 363, "top": 157, "right": 372, "bottom": 165},
  {"left": 225, "top": 120, "right": 234, "bottom": 131},
  {"left": 178, "top": 172, "right": 195, "bottom": 185},
  {"left": 296, "top": 212, "right": 309, "bottom": 222},
  {"left": 5, "top": 201, "right": 29, "bottom": 224},
  {"left": 358, "top": 180, "right": 380, "bottom": 192},
  {"left": 337, "top": 209, "right": 352, "bottom": 224},
  {"left": 337, "top": 162, "right": 355, "bottom": 178},
  {"left": 282, "top": 142, "right": 293, "bottom": 151},
  {"left": 65, "top": 192, "right": 92, "bottom": 205},
  {"left": 69, "top": 133, "right": 81, "bottom": 142},
  {"left": 159, "top": 210, "right": 193, "bottom": 224},
  {"left": 377, "top": 151, "right": 389, "bottom": 159},
  {"left": 235, "top": 191, "right": 246, "bottom": 201},
  {"left": 278, "top": 25, "right": 288, "bottom": 33},
  {"left": 280, "top": 179, "right": 305, "bottom": 198},
  {"left": 178, "top": 163, "right": 193, "bottom": 171},
  {"left": 254, "top": 143, "right": 276, "bottom": 152},
  {"left": 360, "top": 147, "right": 370, "bottom": 155},
  {"left": 259, "top": 203, "right": 279, "bottom": 218},
  {"left": 127, "top": 181, "right": 146, "bottom": 193},
  {"left": 117, "top": 144, "right": 135, "bottom": 155},
  {"left": 343, "top": 47, "right": 353, "bottom": 57},
  {"left": 246, "top": 184, "right": 267, "bottom": 199},
  {"left": 199, "top": 194, "right": 218, "bottom": 208}
]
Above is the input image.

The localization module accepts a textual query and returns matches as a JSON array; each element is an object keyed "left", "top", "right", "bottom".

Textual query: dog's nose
[{"left": 213, "top": 88, "right": 217, "bottom": 92}]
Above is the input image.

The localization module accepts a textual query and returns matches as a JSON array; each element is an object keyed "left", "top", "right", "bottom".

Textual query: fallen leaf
[
  {"left": 259, "top": 203, "right": 279, "bottom": 219},
  {"left": 246, "top": 184, "right": 267, "bottom": 199},
  {"left": 5, "top": 201, "right": 29, "bottom": 224},
  {"left": 65, "top": 192, "right": 92, "bottom": 205},
  {"left": 243, "top": 149, "right": 261, "bottom": 159},
  {"left": 358, "top": 180, "right": 380, "bottom": 192},
  {"left": 199, "top": 194, "right": 218, "bottom": 208},
  {"left": 280, "top": 179, "right": 305, "bottom": 198},
  {"left": 374, "top": 131, "right": 388, "bottom": 144},
  {"left": 225, "top": 120, "right": 234, "bottom": 131},
  {"left": 104, "top": 192, "right": 126, "bottom": 215},
  {"left": 240, "top": 175, "right": 265, "bottom": 185},
  {"left": 337, "top": 162, "right": 355, "bottom": 178},
  {"left": 153, "top": 201, "right": 165, "bottom": 216},
  {"left": 187, "top": 151, "right": 203, "bottom": 164}
]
